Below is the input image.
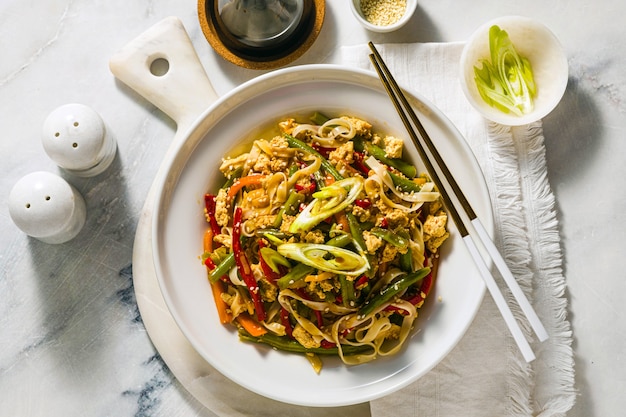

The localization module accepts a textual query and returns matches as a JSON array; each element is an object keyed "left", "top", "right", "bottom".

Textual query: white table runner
[{"left": 340, "top": 42, "right": 575, "bottom": 417}]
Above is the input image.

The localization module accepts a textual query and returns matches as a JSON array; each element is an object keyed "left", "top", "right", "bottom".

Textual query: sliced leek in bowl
[{"left": 460, "top": 16, "right": 568, "bottom": 126}]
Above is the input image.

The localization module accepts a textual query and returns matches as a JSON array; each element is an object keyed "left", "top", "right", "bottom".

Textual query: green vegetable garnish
[
  {"left": 473, "top": 25, "right": 537, "bottom": 116},
  {"left": 259, "top": 247, "right": 291, "bottom": 273},
  {"left": 277, "top": 243, "right": 369, "bottom": 276},
  {"left": 358, "top": 268, "right": 431, "bottom": 318},
  {"left": 289, "top": 177, "right": 364, "bottom": 233}
]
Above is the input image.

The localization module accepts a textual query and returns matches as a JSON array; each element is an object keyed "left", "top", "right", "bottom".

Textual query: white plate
[{"left": 152, "top": 65, "right": 491, "bottom": 407}]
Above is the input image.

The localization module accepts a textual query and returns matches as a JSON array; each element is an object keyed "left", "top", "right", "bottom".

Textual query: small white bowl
[
  {"left": 350, "top": 0, "right": 417, "bottom": 33},
  {"left": 460, "top": 16, "right": 569, "bottom": 126}
]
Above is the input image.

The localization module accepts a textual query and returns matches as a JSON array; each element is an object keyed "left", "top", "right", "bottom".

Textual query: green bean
[
  {"left": 400, "top": 249, "right": 413, "bottom": 273},
  {"left": 221, "top": 166, "right": 243, "bottom": 189},
  {"left": 288, "top": 164, "right": 299, "bottom": 177},
  {"left": 276, "top": 263, "right": 314, "bottom": 289},
  {"left": 398, "top": 230, "right": 413, "bottom": 273},
  {"left": 359, "top": 221, "right": 375, "bottom": 231},
  {"left": 208, "top": 252, "right": 236, "bottom": 283},
  {"left": 208, "top": 246, "right": 230, "bottom": 265},
  {"left": 312, "top": 170, "right": 327, "bottom": 190},
  {"left": 309, "top": 111, "right": 330, "bottom": 126},
  {"left": 353, "top": 137, "right": 417, "bottom": 178},
  {"left": 358, "top": 268, "right": 431, "bottom": 317},
  {"left": 272, "top": 192, "right": 305, "bottom": 228},
  {"left": 239, "top": 331, "right": 373, "bottom": 356},
  {"left": 340, "top": 275, "right": 356, "bottom": 308},
  {"left": 285, "top": 135, "right": 342, "bottom": 181},
  {"left": 325, "top": 233, "right": 353, "bottom": 248},
  {"left": 389, "top": 171, "right": 422, "bottom": 193},
  {"left": 346, "top": 212, "right": 366, "bottom": 253},
  {"left": 346, "top": 212, "right": 375, "bottom": 278},
  {"left": 370, "top": 227, "right": 409, "bottom": 250}
]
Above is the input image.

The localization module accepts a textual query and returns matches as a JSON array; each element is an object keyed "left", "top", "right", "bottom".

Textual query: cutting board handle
[{"left": 109, "top": 16, "right": 218, "bottom": 134}]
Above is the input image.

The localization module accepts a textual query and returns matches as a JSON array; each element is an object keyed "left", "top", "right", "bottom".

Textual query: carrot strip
[
  {"left": 227, "top": 174, "right": 266, "bottom": 198},
  {"left": 203, "top": 228, "right": 214, "bottom": 253},
  {"left": 304, "top": 271, "right": 334, "bottom": 282},
  {"left": 203, "top": 228, "right": 232, "bottom": 324},
  {"left": 236, "top": 313, "right": 267, "bottom": 337},
  {"left": 334, "top": 211, "right": 351, "bottom": 234},
  {"left": 210, "top": 281, "right": 233, "bottom": 324}
]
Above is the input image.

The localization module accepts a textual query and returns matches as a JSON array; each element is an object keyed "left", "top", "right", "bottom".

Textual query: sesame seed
[{"left": 360, "top": 0, "right": 406, "bottom": 26}]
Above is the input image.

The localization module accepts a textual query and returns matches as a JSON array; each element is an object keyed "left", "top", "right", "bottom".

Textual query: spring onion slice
[
  {"left": 259, "top": 247, "right": 291, "bottom": 273},
  {"left": 473, "top": 25, "right": 537, "bottom": 116},
  {"left": 277, "top": 243, "right": 369, "bottom": 276},
  {"left": 289, "top": 176, "right": 364, "bottom": 233}
]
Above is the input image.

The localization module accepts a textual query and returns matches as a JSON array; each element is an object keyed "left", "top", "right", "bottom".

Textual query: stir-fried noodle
[{"left": 201, "top": 113, "right": 450, "bottom": 373}]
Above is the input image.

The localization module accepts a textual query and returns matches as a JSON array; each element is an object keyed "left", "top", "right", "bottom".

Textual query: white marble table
[{"left": 1, "top": 1, "right": 623, "bottom": 416}]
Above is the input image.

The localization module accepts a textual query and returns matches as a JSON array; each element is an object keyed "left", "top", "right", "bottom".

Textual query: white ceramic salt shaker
[
  {"left": 8, "top": 171, "right": 87, "bottom": 244},
  {"left": 42, "top": 103, "right": 117, "bottom": 177}
]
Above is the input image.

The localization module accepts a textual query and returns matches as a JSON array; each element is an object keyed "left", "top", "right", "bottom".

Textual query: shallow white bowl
[
  {"left": 350, "top": 0, "right": 417, "bottom": 33},
  {"left": 460, "top": 16, "right": 569, "bottom": 126},
  {"left": 152, "top": 65, "right": 493, "bottom": 407}
]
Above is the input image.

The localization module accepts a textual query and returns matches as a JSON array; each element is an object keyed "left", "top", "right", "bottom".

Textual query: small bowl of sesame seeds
[{"left": 350, "top": 0, "right": 417, "bottom": 33}]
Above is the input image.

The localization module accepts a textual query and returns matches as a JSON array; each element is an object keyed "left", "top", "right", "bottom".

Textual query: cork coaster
[{"left": 198, "top": 0, "right": 325, "bottom": 70}]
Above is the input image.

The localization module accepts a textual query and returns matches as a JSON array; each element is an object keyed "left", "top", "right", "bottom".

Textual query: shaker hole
[
  {"left": 25, "top": 203, "right": 31, "bottom": 209},
  {"left": 73, "top": 122, "right": 79, "bottom": 127},
  {"left": 45, "top": 196, "right": 51, "bottom": 201},
  {"left": 72, "top": 143, "right": 78, "bottom": 148},
  {"left": 150, "top": 58, "right": 170, "bottom": 77},
  {"left": 55, "top": 132, "right": 60, "bottom": 137}
]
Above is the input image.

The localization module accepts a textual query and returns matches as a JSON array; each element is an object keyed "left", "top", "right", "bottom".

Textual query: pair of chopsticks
[{"left": 368, "top": 42, "right": 548, "bottom": 362}]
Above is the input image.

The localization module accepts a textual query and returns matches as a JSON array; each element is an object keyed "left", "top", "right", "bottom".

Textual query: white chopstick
[{"left": 368, "top": 42, "right": 547, "bottom": 362}]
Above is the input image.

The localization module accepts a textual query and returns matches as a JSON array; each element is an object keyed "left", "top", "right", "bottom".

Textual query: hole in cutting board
[{"left": 150, "top": 58, "right": 170, "bottom": 77}]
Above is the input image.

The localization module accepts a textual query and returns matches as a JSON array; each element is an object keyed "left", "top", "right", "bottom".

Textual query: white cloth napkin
[{"left": 341, "top": 43, "right": 575, "bottom": 417}]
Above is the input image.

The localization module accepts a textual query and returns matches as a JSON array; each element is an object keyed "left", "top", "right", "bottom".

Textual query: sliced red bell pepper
[
  {"left": 419, "top": 269, "right": 434, "bottom": 298},
  {"left": 232, "top": 206, "right": 266, "bottom": 322},
  {"left": 294, "top": 182, "right": 316, "bottom": 194},
  {"left": 320, "top": 339, "right": 337, "bottom": 349},
  {"left": 312, "top": 144, "right": 336, "bottom": 158},
  {"left": 355, "top": 275, "right": 369, "bottom": 290},
  {"left": 355, "top": 199, "right": 371, "bottom": 209},
  {"left": 352, "top": 151, "right": 371, "bottom": 175},
  {"left": 204, "top": 194, "right": 221, "bottom": 236}
]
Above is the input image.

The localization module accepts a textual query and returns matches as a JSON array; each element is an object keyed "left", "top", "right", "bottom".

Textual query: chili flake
[{"left": 360, "top": 0, "right": 407, "bottom": 26}]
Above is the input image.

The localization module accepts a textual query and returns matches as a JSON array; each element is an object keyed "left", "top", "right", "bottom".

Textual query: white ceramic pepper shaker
[
  {"left": 8, "top": 171, "right": 87, "bottom": 244},
  {"left": 42, "top": 103, "right": 117, "bottom": 177}
]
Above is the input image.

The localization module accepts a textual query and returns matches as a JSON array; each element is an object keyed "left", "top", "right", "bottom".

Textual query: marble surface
[{"left": 0, "top": 1, "right": 623, "bottom": 416}]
